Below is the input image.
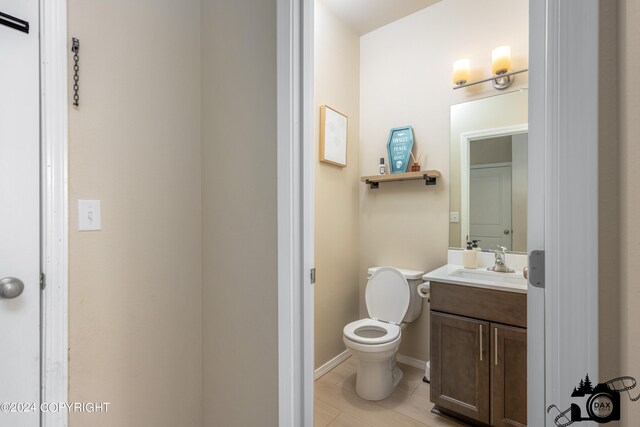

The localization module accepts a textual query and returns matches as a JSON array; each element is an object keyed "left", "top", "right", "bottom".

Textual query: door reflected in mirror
[{"left": 449, "top": 90, "right": 528, "bottom": 253}]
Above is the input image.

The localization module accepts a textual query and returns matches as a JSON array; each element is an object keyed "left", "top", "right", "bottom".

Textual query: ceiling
[{"left": 321, "top": 0, "right": 442, "bottom": 35}]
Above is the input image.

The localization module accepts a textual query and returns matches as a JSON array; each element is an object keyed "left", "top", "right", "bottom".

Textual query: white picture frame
[{"left": 319, "top": 105, "right": 348, "bottom": 167}]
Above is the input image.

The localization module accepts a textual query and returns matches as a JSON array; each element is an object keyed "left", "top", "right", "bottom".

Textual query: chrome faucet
[{"left": 487, "top": 246, "right": 515, "bottom": 273}]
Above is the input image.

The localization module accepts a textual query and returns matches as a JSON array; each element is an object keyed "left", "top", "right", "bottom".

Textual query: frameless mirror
[{"left": 449, "top": 90, "right": 528, "bottom": 253}]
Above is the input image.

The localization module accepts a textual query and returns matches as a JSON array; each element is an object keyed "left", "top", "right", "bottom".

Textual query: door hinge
[
  {"left": 310, "top": 268, "right": 316, "bottom": 284},
  {"left": 40, "top": 273, "right": 46, "bottom": 290},
  {"left": 528, "top": 250, "right": 545, "bottom": 288}
]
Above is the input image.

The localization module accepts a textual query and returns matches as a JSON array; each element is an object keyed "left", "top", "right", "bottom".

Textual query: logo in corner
[{"left": 547, "top": 374, "right": 639, "bottom": 425}]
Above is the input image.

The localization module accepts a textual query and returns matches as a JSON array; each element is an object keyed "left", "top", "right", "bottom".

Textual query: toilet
[{"left": 343, "top": 266, "right": 425, "bottom": 401}]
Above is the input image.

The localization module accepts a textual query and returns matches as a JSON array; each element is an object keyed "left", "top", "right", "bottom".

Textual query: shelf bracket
[
  {"left": 424, "top": 175, "right": 437, "bottom": 186},
  {"left": 366, "top": 180, "right": 379, "bottom": 189}
]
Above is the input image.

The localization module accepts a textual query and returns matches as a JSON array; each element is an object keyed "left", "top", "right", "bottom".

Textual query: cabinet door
[
  {"left": 491, "top": 324, "right": 527, "bottom": 426},
  {"left": 431, "top": 311, "right": 490, "bottom": 423}
]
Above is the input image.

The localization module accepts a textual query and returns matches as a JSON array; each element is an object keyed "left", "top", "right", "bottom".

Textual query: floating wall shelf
[{"left": 361, "top": 170, "right": 441, "bottom": 189}]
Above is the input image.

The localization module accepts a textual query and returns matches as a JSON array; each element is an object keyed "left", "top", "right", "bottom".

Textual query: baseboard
[
  {"left": 314, "top": 350, "right": 351, "bottom": 380},
  {"left": 397, "top": 354, "right": 427, "bottom": 371}
]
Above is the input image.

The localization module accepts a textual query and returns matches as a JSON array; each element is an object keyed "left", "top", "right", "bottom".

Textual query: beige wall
[
  {"left": 314, "top": 1, "right": 361, "bottom": 368},
  {"left": 68, "top": 1, "right": 278, "bottom": 425},
  {"left": 599, "top": 0, "right": 640, "bottom": 424},
  {"left": 359, "top": 0, "right": 528, "bottom": 362},
  {"left": 469, "top": 136, "right": 512, "bottom": 166},
  {"left": 618, "top": 0, "right": 640, "bottom": 420},
  {"left": 67, "top": 0, "right": 202, "bottom": 426},
  {"left": 201, "top": 0, "right": 279, "bottom": 426}
]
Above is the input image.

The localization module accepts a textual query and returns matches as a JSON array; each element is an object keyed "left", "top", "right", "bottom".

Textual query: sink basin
[{"left": 448, "top": 268, "right": 527, "bottom": 286}]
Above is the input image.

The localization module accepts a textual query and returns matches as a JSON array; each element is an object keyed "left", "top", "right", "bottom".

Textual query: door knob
[
  {"left": 0, "top": 277, "right": 25, "bottom": 299},
  {"left": 504, "top": 230, "right": 510, "bottom": 235}
]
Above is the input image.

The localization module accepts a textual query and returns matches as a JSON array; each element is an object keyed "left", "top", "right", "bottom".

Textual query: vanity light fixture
[
  {"left": 453, "top": 45, "right": 528, "bottom": 91},
  {"left": 452, "top": 59, "right": 470, "bottom": 86},
  {"left": 492, "top": 45, "right": 511, "bottom": 74}
]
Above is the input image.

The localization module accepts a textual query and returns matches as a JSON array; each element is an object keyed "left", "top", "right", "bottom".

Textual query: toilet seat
[{"left": 343, "top": 318, "right": 400, "bottom": 345}]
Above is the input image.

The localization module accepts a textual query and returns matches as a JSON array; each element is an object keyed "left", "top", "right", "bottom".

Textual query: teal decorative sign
[{"left": 387, "top": 126, "right": 414, "bottom": 174}]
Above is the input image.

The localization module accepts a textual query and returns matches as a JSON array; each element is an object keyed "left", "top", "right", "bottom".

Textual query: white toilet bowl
[
  {"left": 342, "top": 267, "right": 424, "bottom": 401},
  {"left": 343, "top": 318, "right": 403, "bottom": 400}
]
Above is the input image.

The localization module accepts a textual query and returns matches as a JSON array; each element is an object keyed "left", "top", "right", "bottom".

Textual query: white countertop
[{"left": 423, "top": 264, "right": 528, "bottom": 294}]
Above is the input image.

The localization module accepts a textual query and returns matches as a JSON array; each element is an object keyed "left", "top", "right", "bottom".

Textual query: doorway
[
  {"left": 313, "top": 0, "right": 530, "bottom": 425},
  {"left": 277, "top": 0, "right": 601, "bottom": 425},
  {"left": 470, "top": 165, "right": 513, "bottom": 249}
]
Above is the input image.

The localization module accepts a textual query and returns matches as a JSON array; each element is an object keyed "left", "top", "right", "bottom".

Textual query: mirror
[{"left": 449, "top": 90, "right": 528, "bottom": 253}]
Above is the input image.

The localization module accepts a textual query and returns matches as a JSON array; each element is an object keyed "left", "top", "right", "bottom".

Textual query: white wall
[
  {"left": 359, "top": 0, "right": 528, "bottom": 361},
  {"left": 314, "top": 1, "right": 361, "bottom": 369}
]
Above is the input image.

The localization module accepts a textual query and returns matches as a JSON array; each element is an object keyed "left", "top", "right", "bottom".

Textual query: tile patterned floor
[{"left": 314, "top": 356, "right": 465, "bottom": 427}]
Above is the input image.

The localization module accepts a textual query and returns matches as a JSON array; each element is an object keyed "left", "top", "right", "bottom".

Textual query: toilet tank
[{"left": 367, "top": 267, "right": 425, "bottom": 323}]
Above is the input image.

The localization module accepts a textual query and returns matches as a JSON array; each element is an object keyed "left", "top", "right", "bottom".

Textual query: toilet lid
[{"left": 365, "top": 267, "right": 410, "bottom": 324}]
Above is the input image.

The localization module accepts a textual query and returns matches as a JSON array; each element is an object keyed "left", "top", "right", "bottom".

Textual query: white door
[
  {"left": 469, "top": 166, "right": 512, "bottom": 250},
  {"left": 0, "top": 0, "right": 41, "bottom": 425}
]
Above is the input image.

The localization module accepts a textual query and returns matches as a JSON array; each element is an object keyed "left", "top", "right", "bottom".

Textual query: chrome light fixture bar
[
  {"left": 452, "top": 46, "right": 528, "bottom": 90},
  {"left": 453, "top": 68, "right": 528, "bottom": 90}
]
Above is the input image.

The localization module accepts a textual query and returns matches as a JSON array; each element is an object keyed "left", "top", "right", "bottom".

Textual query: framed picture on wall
[{"left": 320, "top": 105, "right": 348, "bottom": 167}]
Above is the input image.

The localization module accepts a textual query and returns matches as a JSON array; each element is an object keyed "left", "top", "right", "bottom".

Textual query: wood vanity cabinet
[
  {"left": 431, "top": 311, "right": 491, "bottom": 423},
  {"left": 430, "top": 281, "right": 527, "bottom": 427},
  {"left": 491, "top": 324, "right": 527, "bottom": 427}
]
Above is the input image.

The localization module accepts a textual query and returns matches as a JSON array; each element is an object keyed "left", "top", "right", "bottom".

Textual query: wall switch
[
  {"left": 78, "top": 200, "right": 102, "bottom": 231},
  {"left": 449, "top": 212, "right": 460, "bottom": 223}
]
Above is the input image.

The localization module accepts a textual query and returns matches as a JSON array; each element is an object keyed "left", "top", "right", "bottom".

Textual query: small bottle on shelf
[{"left": 379, "top": 158, "right": 386, "bottom": 175}]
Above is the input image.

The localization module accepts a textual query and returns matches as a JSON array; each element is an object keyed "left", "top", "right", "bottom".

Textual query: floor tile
[
  {"left": 412, "top": 381, "right": 431, "bottom": 401},
  {"left": 315, "top": 357, "right": 465, "bottom": 427},
  {"left": 379, "top": 389, "right": 438, "bottom": 425},
  {"left": 395, "top": 364, "right": 425, "bottom": 395},
  {"left": 315, "top": 399, "right": 341, "bottom": 427},
  {"left": 327, "top": 412, "right": 374, "bottom": 427},
  {"left": 318, "top": 356, "right": 357, "bottom": 385},
  {"left": 317, "top": 378, "right": 428, "bottom": 427}
]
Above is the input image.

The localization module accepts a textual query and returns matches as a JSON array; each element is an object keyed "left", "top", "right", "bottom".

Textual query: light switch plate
[
  {"left": 449, "top": 212, "right": 460, "bottom": 223},
  {"left": 78, "top": 200, "right": 101, "bottom": 231}
]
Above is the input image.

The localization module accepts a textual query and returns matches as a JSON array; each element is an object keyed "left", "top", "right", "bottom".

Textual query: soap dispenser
[{"left": 463, "top": 241, "right": 478, "bottom": 269}]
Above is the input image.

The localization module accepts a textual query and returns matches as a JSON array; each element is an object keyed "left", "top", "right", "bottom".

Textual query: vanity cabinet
[
  {"left": 491, "top": 324, "right": 527, "bottom": 427},
  {"left": 430, "top": 281, "right": 527, "bottom": 427},
  {"left": 431, "top": 311, "right": 491, "bottom": 423}
]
